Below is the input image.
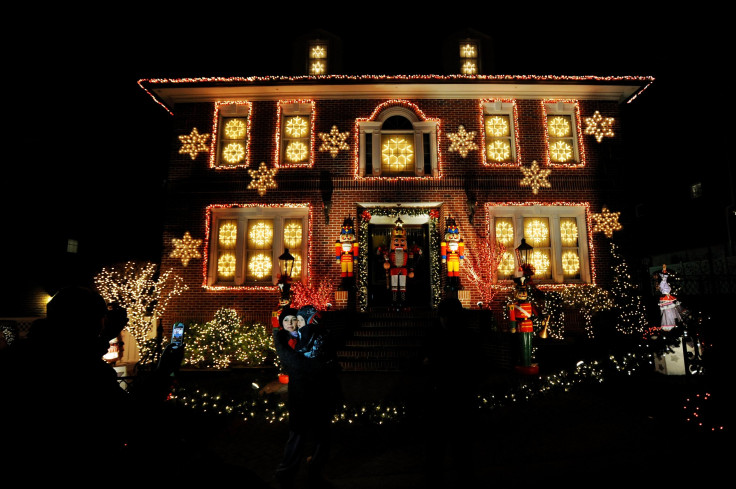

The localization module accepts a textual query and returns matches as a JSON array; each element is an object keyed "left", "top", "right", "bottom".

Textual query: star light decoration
[
  {"left": 584, "top": 111, "right": 615, "bottom": 143},
  {"left": 318, "top": 125, "right": 350, "bottom": 157},
  {"left": 519, "top": 160, "right": 552, "bottom": 194},
  {"left": 247, "top": 162, "right": 278, "bottom": 196},
  {"left": 179, "top": 127, "right": 210, "bottom": 159},
  {"left": 170, "top": 231, "right": 202, "bottom": 266},
  {"left": 591, "top": 206, "right": 622, "bottom": 238},
  {"left": 447, "top": 125, "right": 478, "bottom": 158}
]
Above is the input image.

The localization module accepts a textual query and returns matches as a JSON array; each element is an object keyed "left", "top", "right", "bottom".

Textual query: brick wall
[{"left": 157, "top": 97, "right": 623, "bottom": 330}]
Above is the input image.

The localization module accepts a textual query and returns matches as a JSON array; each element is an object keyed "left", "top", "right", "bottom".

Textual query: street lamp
[
  {"left": 278, "top": 249, "right": 295, "bottom": 304},
  {"left": 515, "top": 238, "right": 534, "bottom": 277}
]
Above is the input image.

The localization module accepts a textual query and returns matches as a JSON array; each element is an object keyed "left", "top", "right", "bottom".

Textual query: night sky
[{"left": 4, "top": 10, "right": 726, "bottom": 306}]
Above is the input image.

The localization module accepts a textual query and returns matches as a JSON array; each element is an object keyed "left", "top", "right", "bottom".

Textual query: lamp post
[
  {"left": 515, "top": 238, "right": 534, "bottom": 277},
  {"left": 278, "top": 248, "right": 295, "bottom": 305}
]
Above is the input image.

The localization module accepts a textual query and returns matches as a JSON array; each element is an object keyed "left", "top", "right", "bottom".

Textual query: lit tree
[
  {"left": 559, "top": 285, "right": 615, "bottom": 338},
  {"left": 291, "top": 281, "right": 335, "bottom": 310},
  {"left": 609, "top": 242, "right": 648, "bottom": 335},
  {"left": 94, "top": 261, "right": 187, "bottom": 357},
  {"left": 463, "top": 234, "right": 505, "bottom": 307}
]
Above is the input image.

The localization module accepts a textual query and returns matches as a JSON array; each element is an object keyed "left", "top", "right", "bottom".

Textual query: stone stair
[{"left": 336, "top": 308, "right": 435, "bottom": 371}]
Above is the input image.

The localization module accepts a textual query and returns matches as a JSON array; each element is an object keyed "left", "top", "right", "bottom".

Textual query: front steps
[{"left": 336, "top": 309, "right": 435, "bottom": 371}]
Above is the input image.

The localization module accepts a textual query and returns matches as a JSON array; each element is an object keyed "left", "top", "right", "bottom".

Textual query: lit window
[
  {"left": 544, "top": 101, "right": 584, "bottom": 166},
  {"left": 207, "top": 207, "right": 309, "bottom": 286},
  {"left": 66, "top": 239, "right": 79, "bottom": 254},
  {"left": 489, "top": 205, "right": 591, "bottom": 284},
  {"left": 309, "top": 40, "right": 328, "bottom": 75},
  {"left": 459, "top": 40, "right": 479, "bottom": 74},
  {"left": 358, "top": 104, "right": 438, "bottom": 177},
  {"left": 481, "top": 100, "right": 518, "bottom": 166},
  {"left": 279, "top": 102, "right": 314, "bottom": 167},
  {"left": 213, "top": 102, "right": 251, "bottom": 168},
  {"left": 690, "top": 182, "right": 703, "bottom": 199}
]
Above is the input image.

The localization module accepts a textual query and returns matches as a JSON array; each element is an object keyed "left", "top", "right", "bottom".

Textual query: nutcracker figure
[
  {"left": 441, "top": 217, "right": 465, "bottom": 289},
  {"left": 509, "top": 276, "right": 540, "bottom": 374},
  {"left": 335, "top": 217, "right": 359, "bottom": 287},
  {"left": 378, "top": 217, "right": 418, "bottom": 305}
]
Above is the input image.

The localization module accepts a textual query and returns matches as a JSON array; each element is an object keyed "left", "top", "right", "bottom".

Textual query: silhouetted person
[
  {"left": 1, "top": 286, "right": 129, "bottom": 481},
  {"left": 273, "top": 305, "right": 341, "bottom": 489}
]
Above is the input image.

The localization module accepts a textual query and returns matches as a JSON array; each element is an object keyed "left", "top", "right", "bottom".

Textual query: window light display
[
  {"left": 218, "top": 253, "right": 236, "bottom": 279},
  {"left": 248, "top": 220, "right": 274, "bottom": 248},
  {"left": 560, "top": 219, "right": 579, "bottom": 246},
  {"left": 354, "top": 100, "right": 441, "bottom": 179},
  {"left": 247, "top": 219, "right": 274, "bottom": 282},
  {"left": 484, "top": 115, "right": 512, "bottom": 163},
  {"left": 309, "top": 42, "right": 327, "bottom": 75},
  {"left": 204, "top": 204, "right": 310, "bottom": 290},
  {"left": 278, "top": 101, "right": 314, "bottom": 167},
  {"left": 459, "top": 41, "right": 478, "bottom": 74},
  {"left": 488, "top": 204, "right": 591, "bottom": 284},
  {"left": 561, "top": 251, "right": 581, "bottom": 276},
  {"left": 284, "top": 219, "right": 303, "bottom": 279},
  {"left": 210, "top": 101, "right": 252, "bottom": 169},
  {"left": 247, "top": 253, "right": 272, "bottom": 279},
  {"left": 218, "top": 221, "right": 238, "bottom": 247},
  {"left": 381, "top": 134, "right": 414, "bottom": 173},
  {"left": 543, "top": 100, "right": 585, "bottom": 167}
]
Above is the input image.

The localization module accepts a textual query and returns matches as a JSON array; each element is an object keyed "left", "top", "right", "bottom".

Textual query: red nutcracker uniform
[
  {"left": 509, "top": 276, "right": 540, "bottom": 374},
  {"left": 335, "top": 217, "right": 359, "bottom": 278},
  {"left": 378, "top": 217, "right": 417, "bottom": 304},
  {"left": 441, "top": 217, "right": 465, "bottom": 289}
]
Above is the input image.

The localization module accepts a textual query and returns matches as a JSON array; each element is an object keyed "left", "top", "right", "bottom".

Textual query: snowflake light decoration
[
  {"left": 286, "top": 142, "right": 308, "bottom": 163},
  {"left": 222, "top": 143, "right": 245, "bottom": 164},
  {"left": 179, "top": 127, "right": 210, "bottom": 160},
  {"left": 584, "top": 111, "right": 615, "bottom": 143},
  {"left": 591, "top": 206, "right": 622, "bottom": 238},
  {"left": 170, "top": 231, "right": 202, "bottom": 266},
  {"left": 218, "top": 254, "right": 236, "bottom": 277},
  {"left": 447, "top": 125, "right": 478, "bottom": 158},
  {"left": 247, "top": 162, "right": 278, "bottom": 196},
  {"left": 248, "top": 253, "right": 272, "bottom": 279},
  {"left": 285, "top": 116, "right": 309, "bottom": 138},
  {"left": 487, "top": 140, "right": 511, "bottom": 162},
  {"left": 318, "top": 125, "right": 350, "bottom": 158},
  {"left": 224, "top": 119, "right": 246, "bottom": 139},
  {"left": 519, "top": 160, "right": 551, "bottom": 194}
]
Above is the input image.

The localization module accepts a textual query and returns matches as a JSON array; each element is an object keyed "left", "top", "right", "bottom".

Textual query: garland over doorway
[{"left": 356, "top": 204, "right": 442, "bottom": 312}]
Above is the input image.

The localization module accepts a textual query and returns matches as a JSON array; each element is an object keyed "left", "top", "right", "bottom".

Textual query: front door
[{"left": 367, "top": 223, "right": 430, "bottom": 307}]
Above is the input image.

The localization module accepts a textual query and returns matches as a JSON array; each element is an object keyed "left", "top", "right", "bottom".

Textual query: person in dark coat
[
  {"left": 273, "top": 305, "right": 341, "bottom": 488},
  {"left": 1, "top": 286, "right": 129, "bottom": 481}
]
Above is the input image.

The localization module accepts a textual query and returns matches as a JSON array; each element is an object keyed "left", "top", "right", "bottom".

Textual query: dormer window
[
  {"left": 357, "top": 104, "right": 438, "bottom": 178},
  {"left": 459, "top": 40, "right": 479, "bottom": 74},
  {"left": 309, "top": 40, "right": 328, "bottom": 75}
]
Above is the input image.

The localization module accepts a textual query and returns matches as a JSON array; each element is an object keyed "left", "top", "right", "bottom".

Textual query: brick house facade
[{"left": 139, "top": 74, "right": 652, "bottom": 334}]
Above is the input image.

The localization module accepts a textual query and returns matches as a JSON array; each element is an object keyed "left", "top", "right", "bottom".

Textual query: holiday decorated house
[{"left": 138, "top": 45, "right": 652, "bottom": 359}]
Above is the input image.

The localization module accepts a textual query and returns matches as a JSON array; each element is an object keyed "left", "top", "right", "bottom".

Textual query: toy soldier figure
[
  {"left": 509, "top": 275, "right": 540, "bottom": 375},
  {"left": 441, "top": 217, "right": 465, "bottom": 290},
  {"left": 378, "top": 217, "right": 417, "bottom": 306},
  {"left": 335, "top": 216, "right": 359, "bottom": 289}
]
